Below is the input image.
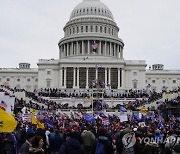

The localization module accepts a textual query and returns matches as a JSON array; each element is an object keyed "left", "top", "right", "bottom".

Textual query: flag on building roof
[
  {"left": 92, "top": 41, "right": 98, "bottom": 52},
  {"left": 95, "top": 64, "right": 102, "bottom": 69}
]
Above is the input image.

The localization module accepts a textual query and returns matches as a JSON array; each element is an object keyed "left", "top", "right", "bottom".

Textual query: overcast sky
[{"left": 0, "top": 0, "right": 180, "bottom": 70}]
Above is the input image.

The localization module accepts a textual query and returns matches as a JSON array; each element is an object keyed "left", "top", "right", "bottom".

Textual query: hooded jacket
[
  {"left": 59, "top": 138, "right": 85, "bottom": 154},
  {"left": 90, "top": 136, "right": 113, "bottom": 154}
]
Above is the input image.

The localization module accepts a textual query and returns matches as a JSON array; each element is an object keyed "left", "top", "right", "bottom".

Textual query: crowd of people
[{"left": 0, "top": 85, "right": 180, "bottom": 154}]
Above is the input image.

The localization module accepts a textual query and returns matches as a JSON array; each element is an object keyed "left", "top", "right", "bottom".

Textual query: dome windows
[
  {"left": 100, "top": 26, "right": 102, "bottom": 33},
  {"left": 81, "top": 26, "right": 83, "bottom": 32},
  {"left": 86, "top": 26, "right": 88, "bottom": 32},
  {"left": 65, "top": 24, "right": 118, "bottom": 37},
  {"left": 95, "top": 26, "right": 98, "bottom": 32},
  {"left": 104, "top": 27, "right": 106, "bottom": 33},
  {"left": 91, "top": 25, "right": 93, "bottom": 32}
]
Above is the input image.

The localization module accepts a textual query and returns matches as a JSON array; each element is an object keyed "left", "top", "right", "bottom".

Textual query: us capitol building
[{"left": 0, "top": 0, "right": 180, "bottom": 93}]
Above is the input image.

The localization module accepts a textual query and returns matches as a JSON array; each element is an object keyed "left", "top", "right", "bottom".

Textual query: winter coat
[
  {"left": 50, "top": 134, "right": 63, "bottom": 152},
  {"left": 90, "top": 136, "right": 114, "bottom": 154},
  {"left": 59, "top": 138, "right": 85, "bottom": 154},
  {"left": 81, "top": 130, "right": 95, "bottom": 146}
]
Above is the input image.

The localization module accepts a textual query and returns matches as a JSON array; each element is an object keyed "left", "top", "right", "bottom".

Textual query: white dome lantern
[{"left": 70, "top": 0, "right": 114, "bottom": 21}]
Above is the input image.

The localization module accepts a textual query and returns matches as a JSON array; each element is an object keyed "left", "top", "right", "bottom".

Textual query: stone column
[
  {"left": 105, "top": 68, "right": 107, "bottom": 86},
  {"left": 59, "top": 46, "right": 61, "bottom": 59},
  {"left": 76, "top": 41, "right": 79, "bottom": 55},
  {"left": 67, "top": 43, "right": 69, "bottom": 56},
  {"left": 87, "top": 40, "right": 90, "bottom": 54},
  {"left": 64, "top": 67, "right": 67, "bottom": 88},
  {"left": 71, "top": 42, "right": 73, "bottom": 55},
  {"left": 82, "top": 41, "right": 84, "bottom": 55},
  {"left": 117, "top": 45, "right": 120, "bottom": 58},
  {"left": 64, "top": 44, "right": 66, "bottom": 57},
  {"left": 105, "top": 41, "right": 107, "bottom": 55},
  {"left": 61, "top": 44, "right": 64, "bottom": 58},
  {"left": 86, "top": 68, "right": 89, "bottom": 89},
  {"left": 120, "top": 47, "right": 123, "bottom": 59},
  {"left": 121, "top": 69, "right": 125, "bottom": 88},
  {"left": 110, "top": 42, "right": 112, "bottom": 56},
  {"left": 73, "top": 67, "right": 76, "bottom": 88},
  {"left": 59, "top": 67, "right": 63, "bottom": 87},
  {"left": 77, "top": 67, "right": 79, "bottom": 88},
  {"left": 118, "top": 68, "right": 120, "bottom": 89},
  {"left": 114, "top": 43, "right": 116, "bottom": 56},
  {"left": 96, "top": 67, "right": 98, "bottom": 80},
  {"left": 108, "top": 68, "right": 111, "bottom": 85},
  {"left": 98, "top": 41, "right": 101, "bottom": 55}
]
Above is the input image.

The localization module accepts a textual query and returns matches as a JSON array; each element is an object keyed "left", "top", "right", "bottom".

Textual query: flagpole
[{"left": 92, "top": 93, "right": 94, "bottom": 116}]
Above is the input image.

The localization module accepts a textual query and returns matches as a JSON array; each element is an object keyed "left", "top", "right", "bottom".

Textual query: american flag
[
  {"left": 95, "top": 64, "right": 102, "bottom": 69},
  {"left": 102, "top": 117, "right": 110, "bottom": 126},
  {"left": 92, "top": 41, "right": 98, "bottom": 52},
  {"left": 22, "top": 113, "right": 31, "bottom": 122}
]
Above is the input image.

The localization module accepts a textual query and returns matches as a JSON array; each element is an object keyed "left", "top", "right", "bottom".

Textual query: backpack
[{"left": 95, "top": 140, "right": 106, "bottom": 154}]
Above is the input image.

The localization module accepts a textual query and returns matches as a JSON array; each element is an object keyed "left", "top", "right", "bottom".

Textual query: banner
[
  {"left": 119, "top": 114, "right": 128, "bottom": 122},
  {"left": 0, "top": 108, "right": 17, "bottom": 132},
  {"left": 0, "top": 92, "right": 15, "bottom": 113}
]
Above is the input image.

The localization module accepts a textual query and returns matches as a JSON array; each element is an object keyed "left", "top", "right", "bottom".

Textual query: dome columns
[{"left": 59, "top": 40, "right": 123, "bottom": 59}]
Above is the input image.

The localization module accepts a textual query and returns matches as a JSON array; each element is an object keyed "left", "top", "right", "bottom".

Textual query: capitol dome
[
  {"left": 58, "top": 0, "right": 124, "bottom": 61},
  {"left": 70, "top": 0, "right": 114, "bottom": 21}
]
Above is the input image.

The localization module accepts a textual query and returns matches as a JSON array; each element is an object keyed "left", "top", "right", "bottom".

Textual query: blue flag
[
  {"left": 119, "top": 106, "right": 127, "bottom": 112},
  {"left": 132, "top": 113, "right": 143, "bottom": 122},
  {"left": 99, "top": 113, "right": 108, "bottom": 118},
  {"left": 84, "top": 113, "right": 95, "bottom": 123}
]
